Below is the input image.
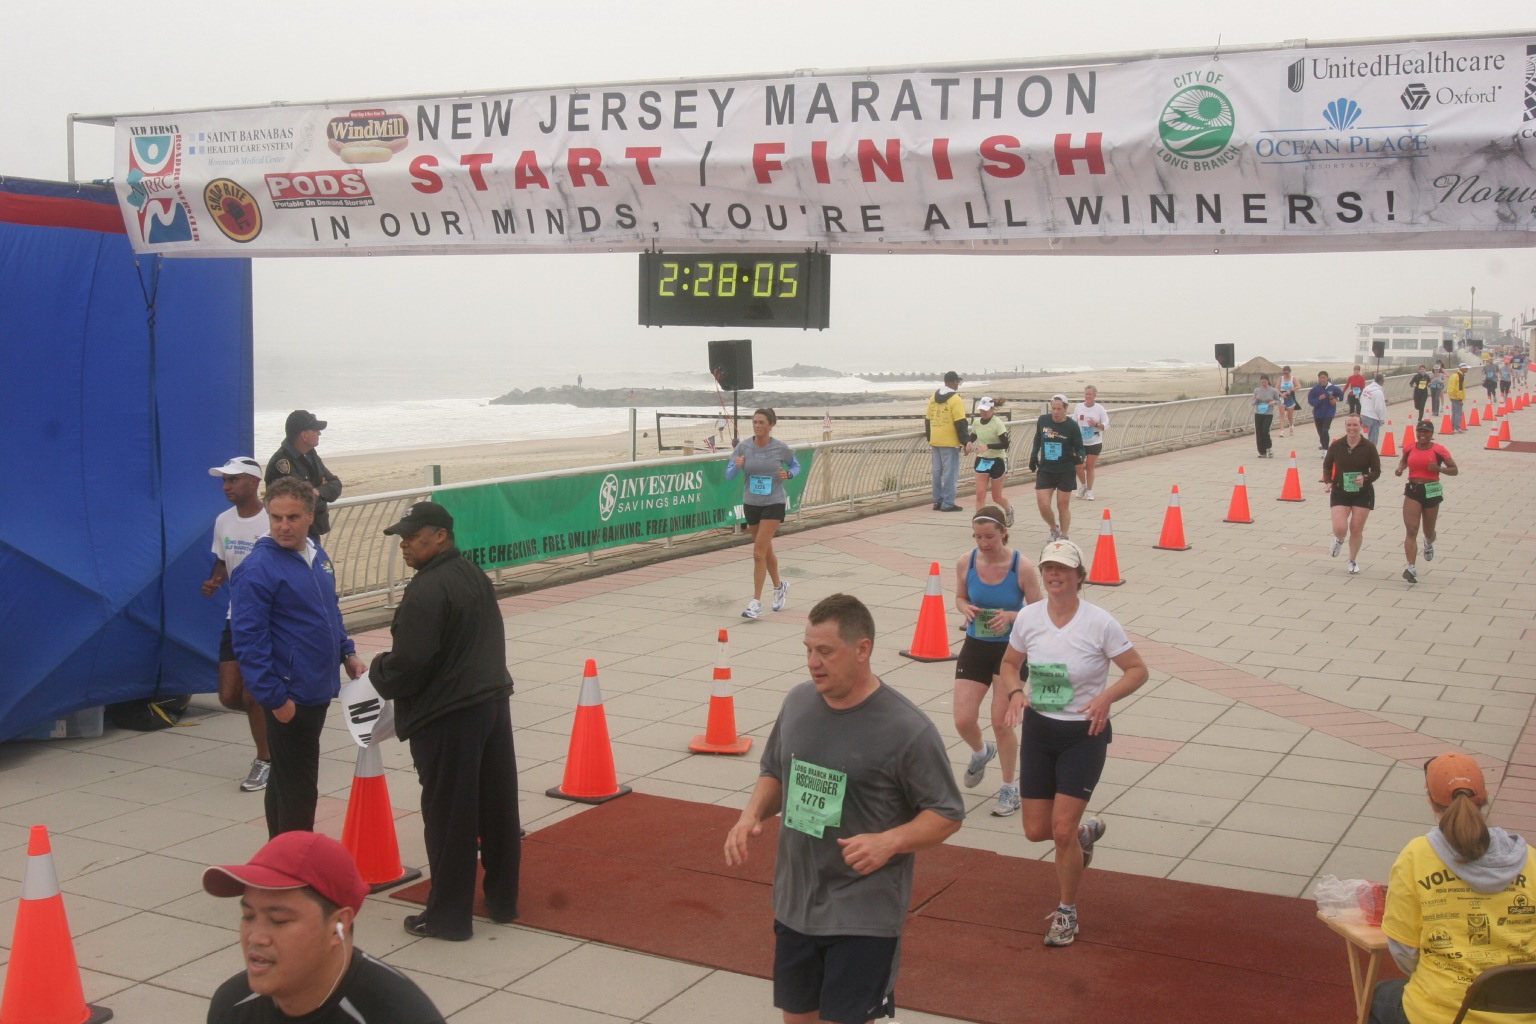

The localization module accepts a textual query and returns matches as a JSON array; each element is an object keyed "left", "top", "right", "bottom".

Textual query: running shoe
[
  {"left": 1348, "top": 561, "right": 1360, "bottom": 575},
  {"left": 1402, "top": 565, "right": 1418, "bottom": 585},
  {"left": 1329, "top": 537, "right": 1343, "bottom": 558},
  {"left": 963, "top": 741, "right": 996, "bottom": 789},
  {"left": 1005, "top": 506, "right": 1015, "bottom": 527},
  {"left": 1043, "top": 908, "right": 1079, "bottom": 947},
  {"left": 1048, "top": 527, "right": 1062, "bottom": 543},
  {"left": 742, "top": 599, "right": 762, "bottom": 619},
  {"left": 1423, "top": 540, "right": 1435, "bottom": 561},
  {"left": 240, "top": 759, "right": 271, "bottom": 793},
  {"left": 1079, "top": 818, "right": 1106, "bottom": 867},
  {"left": 1082, "top": 489, "right": 1095, "bottom": 501},
  {"left": 772, "top": 578, "right": 790, "bottom": 612},
  {"left": 991, "top": 782, "right": 1021, "bottom": 817}
]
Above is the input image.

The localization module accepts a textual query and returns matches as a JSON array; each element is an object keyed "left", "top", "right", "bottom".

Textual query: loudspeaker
[
  {"left": 1214, "top": 343, "right": 1235, "bottom": 368},
  {"left": 1371, "top": 340, "right": 1387, "bottom": 358},
  {"left": 1470, "top": 340, "right": 1483, "bottom": 355},
  {"left": 708, "top": 339, "right": 753, "bottom": 391}
]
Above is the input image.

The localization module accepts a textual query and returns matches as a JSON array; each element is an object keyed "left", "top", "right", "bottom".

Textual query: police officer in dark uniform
[{"left": 265, "top": 410, "right": 343, "bottom": 537}]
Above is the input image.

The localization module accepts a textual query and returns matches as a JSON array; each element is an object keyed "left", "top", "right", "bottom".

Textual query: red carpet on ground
[{"left": 392, "top": 793, "right": 1362, "bottom": 1023}]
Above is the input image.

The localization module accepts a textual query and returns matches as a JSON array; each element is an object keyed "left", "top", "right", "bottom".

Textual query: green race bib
[
  {"left": 785, "top": 757, "right": 846, "bottom": 839},
  {"left": 1423, "top": 481, "right": 1443, "bottom": 499},
  {"left": 1029, "top": 662, "right": 1073, "bottom": 712},
  {"left": 1343, "top": 472, "right": 1363, "bottom": 493},
  {"left": 972, "top": 609, "right": 1009, "bottom": 639}
]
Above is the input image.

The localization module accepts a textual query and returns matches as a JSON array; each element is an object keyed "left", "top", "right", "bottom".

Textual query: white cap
[
  {"left": 209, "top": 457, "right": 262, "bottom": 479},
  {"left": 1050, "top": 393, "right": 1069, "bottom": 404},
  {"left": 1038, "top": 539, "right": 1085, "bottom": 569},
  {"left": 977, "top": 397, "right": 995, "bottom": 411},
  {"left": 1459, "top": 363, "right": 1470, "bottom": 369}
]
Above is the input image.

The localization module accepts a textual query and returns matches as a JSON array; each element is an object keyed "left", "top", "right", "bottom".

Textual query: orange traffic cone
[
  {"left": 900, "top": 562, "right": 957, "bottom": 662},
  {"left": 0, "top": 826, "right": 112, "bottom": 1024},
  {"left": 690, "top": 629, "right": 752, "bottom": 755},
  {"left": 1379, "top": 422, "right": 1396, "bottom": 457},
  {"left": 1278, "top": 452, "right": 1305, "bottom": 502},
  {"left": 1486, "top": 426, "right": 1502, "bottom": 450},
  {"left": 1154, "top": 485, "right": 1191, "bottom": 550},
  {"left": 1087, "top": 510, "right": 1124, "bottom": 586},
  {"left": 1440, "top": 413, "right": 1453, "bottom": 434},
  {"left": 546, "top": 660, "right": 632, "bottom": 804},
  {"left": 1469, "top": 406, "right": 1481, "bottom": 428},
  {"left": 1224, "top": 467, "right": 1254, "bottom": 524},
  {"left": 1499, "top": 417, "right": 1512, "bottom": 443},
  {"left": 340, "top": 745, "right": 422, "bottom": 893},
  {"left": 1402, "top": 422, "right": 1416, "bottom": 450}
]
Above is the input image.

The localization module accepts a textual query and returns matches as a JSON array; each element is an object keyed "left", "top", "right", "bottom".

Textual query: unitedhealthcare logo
[{"left": 1287, "top": 58, "right": 1305, "bottom": 93}]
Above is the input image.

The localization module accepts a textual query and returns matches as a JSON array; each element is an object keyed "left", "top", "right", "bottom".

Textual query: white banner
[{"left": 112, "top": 34, "right": 1536, "bottom": 257}]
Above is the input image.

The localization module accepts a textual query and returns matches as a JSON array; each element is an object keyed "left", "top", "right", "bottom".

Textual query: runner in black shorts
[
  {"left": 1322, "top": 415, "right": 1381, "bottom": 576},
  {"left": 1028, "top": 395, "right": 1084, "bottom": 545},
  {"left": 1394, "top": 420, "right": 1458, "bottom": 585},
  {"left": 953, "top": 507, "right": 1042, "bottom": 817},
  {"left": 1001, "top": 539, "right": 1148, "bottom": 947}
]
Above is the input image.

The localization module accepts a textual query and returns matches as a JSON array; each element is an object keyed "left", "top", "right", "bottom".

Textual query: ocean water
[{"left": 254, "top": 360, "right": 1196, "bottom": 456}]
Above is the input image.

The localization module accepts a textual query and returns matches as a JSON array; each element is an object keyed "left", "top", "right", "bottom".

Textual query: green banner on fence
[{"left": 437, "top": 450, "right": 815, "bottom": 571}]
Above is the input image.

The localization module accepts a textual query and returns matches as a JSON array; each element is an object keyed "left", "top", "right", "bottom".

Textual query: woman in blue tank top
[{"left": 953, "top": 505, "right": 1043, "bottom": 817}]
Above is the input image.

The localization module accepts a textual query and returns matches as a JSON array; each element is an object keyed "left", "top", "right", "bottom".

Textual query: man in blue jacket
[
  {"left": 1307, "top": 371, "right": 1345, "bottom": 454},
  {"left": 232, "top": 476, "right": 365, "bottom": 838}
]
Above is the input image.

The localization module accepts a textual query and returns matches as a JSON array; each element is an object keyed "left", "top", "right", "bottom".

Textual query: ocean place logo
[
  {"left": 203, "top": 179, "right": 262, "bottom": 243},
  {"left": 125, "top": 134, "right": 199, "bottom": 244},
  {"left": 326, "top": 109, "right": 409, "bottom": 164},
  {"left": 1254, "top": 98, "right": 1428, "bottom": 165},
  {"left": 1154, "top": 84, "right": 1241, "bottom": 171},
  {"left": 1401, "top": 83, "right": 1431, "bottom": 111}
]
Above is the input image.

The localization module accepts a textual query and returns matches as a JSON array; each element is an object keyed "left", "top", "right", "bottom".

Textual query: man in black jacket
[
  {"left": 265, "top": 410, "right": 343, "bottom": 537},
  {"left": 369, "top": 502, "right": 520, "bottom": 941}
]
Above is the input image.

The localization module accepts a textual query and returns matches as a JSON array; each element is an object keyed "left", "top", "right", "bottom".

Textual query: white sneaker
[
  {"left": 1079, "top": 818, "right": 1106, "bottom": 867},
  {"left": 742, "top": 599, "right": 762, "bottom": 619},
  {"left": 772, "top": 578, "right": 790, "bottom": 612},
  {"left": 963, "top": 741, "right": 996, "bottom": 789},
  {"left": 1423, "top": 540, "right": 1435, "bottom": 562},
  {"left": 1005, "top": 506, "right": 1015, "bottom": 527},
  {"left": 1043, "top": 908, "right": 1079, "bottom": 947},
  {"left": 1048, "top": 527, "right": 1061, "bottom": 543},
  {"left": 1402, "top": 565, "right": 1418, "bottom": 585},
  {"left": 240, "top": 759, "right": 271, "bottom": 793},
  {"left": 991, "top": 783, "right": 1021, "bottom": 817},
  {"left": 1348, "top": 561, "right": 1360, "bottom": 575},
  {"left": 1329, "top": 537, "right": 1343, "bottom": 558}
]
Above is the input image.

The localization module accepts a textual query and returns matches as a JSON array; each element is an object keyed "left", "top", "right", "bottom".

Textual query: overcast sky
[{"left": 4, "top": 2, "right": 1533, "bottom": 387}]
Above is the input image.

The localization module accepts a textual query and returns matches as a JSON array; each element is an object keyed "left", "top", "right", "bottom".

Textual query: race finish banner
[
  {"left": 437, "top": 452, "right": 814, "bottom": 571},
  {"left": 104, "top": 32, "right": 1536, "bottom": 257}
]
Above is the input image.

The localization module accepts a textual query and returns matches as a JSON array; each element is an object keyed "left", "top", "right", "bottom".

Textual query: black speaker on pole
[
  {"left": 1371, "top": 340, "right": 1387, "bottom": 358},
  {"left": 1442, "top": 338, "right": 1455, "bottom": 353},
  {"left": 708, "top": 339, "right": 753, "bottom": 391},
  {"left": 1213, "top": 343, "right": 1235, "bottom": 368}
]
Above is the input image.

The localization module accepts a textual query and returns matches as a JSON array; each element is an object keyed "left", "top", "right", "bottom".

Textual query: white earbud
[{"left": 335, "top": 922, "right": 346, "bottom": 942}]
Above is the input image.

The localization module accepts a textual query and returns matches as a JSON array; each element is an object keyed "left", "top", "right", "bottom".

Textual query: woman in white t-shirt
[
  {"left": 999, "top": 539, "right": 1148, "bottom": 949},
  {"left": 1072, "top": 387, "right": 1109, "bottom": 501}
]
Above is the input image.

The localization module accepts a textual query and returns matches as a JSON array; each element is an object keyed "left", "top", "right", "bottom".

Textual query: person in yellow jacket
[
  {"left": 1446, "top": 363, "right": 1468, "bottom": 433},
  {"left": 926, "top": 371, "right": 971, "bottom": 511}
]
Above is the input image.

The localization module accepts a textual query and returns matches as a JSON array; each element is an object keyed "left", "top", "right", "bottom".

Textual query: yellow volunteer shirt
[{"left": 1382, "top": 836, "right": 1536, "bottom": 1024}]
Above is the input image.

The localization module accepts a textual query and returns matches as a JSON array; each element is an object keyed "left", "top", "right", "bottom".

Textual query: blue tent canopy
[{"left": 0, "top": 178, "right": 252, "bottom": 740}]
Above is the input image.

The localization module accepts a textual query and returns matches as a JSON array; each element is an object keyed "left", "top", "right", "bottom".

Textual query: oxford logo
[
  {"left": 1158, "top": 86, "right": 1236, "bottom": 159},
  {"left": 1400, "top": 83, "right": 1431, "bottom": 111}
]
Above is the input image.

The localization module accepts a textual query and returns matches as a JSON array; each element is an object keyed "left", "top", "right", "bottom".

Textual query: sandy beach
[{"left": 328, "top": 362, "right": 1358, "bottom": 497}]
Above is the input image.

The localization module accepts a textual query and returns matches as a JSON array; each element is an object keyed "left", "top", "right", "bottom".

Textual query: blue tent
[{"left": 0, "top": 178, "right": 252, "bottom": 741}]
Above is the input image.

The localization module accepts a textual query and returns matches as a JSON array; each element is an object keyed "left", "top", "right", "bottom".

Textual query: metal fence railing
[{"left": 324, "top": 376, "right": 1414, "bottom": 612}]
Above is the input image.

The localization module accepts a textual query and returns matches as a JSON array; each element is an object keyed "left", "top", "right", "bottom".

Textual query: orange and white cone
[
  {"left": 1486, "top": 426, "right": 1502, "bottom": 450},
  {"left": 1223, "top": 467, "right": 1254, "bottom": 524},
  {"left": 1087, "top": 509, "right": 1124, "bottom": 586},
  {"left": 1440, "top": 413, "right": 1454, "bottom": 434},
  {"left": 1278, "top": 452, "right": 1305, "bottom": 502},
  {"left": 900, "top": 562, "right": 957, "bottom": 662},
  {"left": 340, "top": 745, "right": 423, "bottom": 893},
  {"left": 1379, "top": 422, "right": 1396, "bottom": 458},
  {"left": 0, "top": 826, "right": 112, "bottom": 1024},
  {"left": 1499, "top": 417, "right": 1512, "bottom": 443},
  {"left": 1153, "top": 485, "right": 1191, "bottom": 551},
  {"left": 547, "top": 659, "right": 632, "bottom": 804},
  {"left": 690, "top": 629, "right": 752, "bottom": 755},
  {"left": 1469, "top": 406, "right": 1481, "bottom": 428},
  {"left": 1402, "top": 422, "right": 1416, "bottom": 450}
]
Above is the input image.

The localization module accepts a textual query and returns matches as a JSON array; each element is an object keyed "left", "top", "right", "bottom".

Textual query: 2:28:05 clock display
[{"left": 638, "top": 251, "right": 830, "bottom": 330}]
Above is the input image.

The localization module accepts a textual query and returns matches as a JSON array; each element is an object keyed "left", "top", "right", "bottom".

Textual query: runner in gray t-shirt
[{"left": 726, "top": 594, "right": 964, "bottom": 1024}]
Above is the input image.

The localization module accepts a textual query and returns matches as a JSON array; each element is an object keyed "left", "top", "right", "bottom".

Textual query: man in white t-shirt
[
  {"left": 1072, "top": 387, "right": 1110, "bottom": 501},
  {"left": 203, "top": 457, "right": 271, "bottom": 792}
]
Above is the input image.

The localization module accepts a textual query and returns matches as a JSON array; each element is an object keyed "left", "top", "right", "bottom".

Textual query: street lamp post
[{"left": 1470, "top": 286, "right": 1476, "bottom": 351}]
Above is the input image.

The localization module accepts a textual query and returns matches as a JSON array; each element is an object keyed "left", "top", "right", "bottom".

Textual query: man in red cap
[{"left": 203, "top": 831, "right": 445, "bottom": 1023}]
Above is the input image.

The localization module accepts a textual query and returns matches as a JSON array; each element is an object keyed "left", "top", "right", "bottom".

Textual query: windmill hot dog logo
[{"left": 326, "top": 109, "right": 409, "bottom": 164}]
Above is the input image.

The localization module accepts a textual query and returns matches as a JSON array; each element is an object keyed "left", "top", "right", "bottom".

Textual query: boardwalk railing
[{"left": 324, "top": 376, "right": 1415, "bottom": 610}]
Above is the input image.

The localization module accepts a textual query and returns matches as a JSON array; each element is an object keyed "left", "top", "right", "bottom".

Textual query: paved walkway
[{"left": 2, "top": 397, "right": 1533, "bottom": 1022}]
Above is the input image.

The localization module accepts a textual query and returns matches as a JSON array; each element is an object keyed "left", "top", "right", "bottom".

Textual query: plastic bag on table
[{"left": 1313, "top": 874, "right": 1388, "bottom": 925}]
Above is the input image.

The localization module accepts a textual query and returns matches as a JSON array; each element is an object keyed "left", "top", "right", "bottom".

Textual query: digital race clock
[{"left": 638, "top": 251, "right": 830, "bottom": 330}]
